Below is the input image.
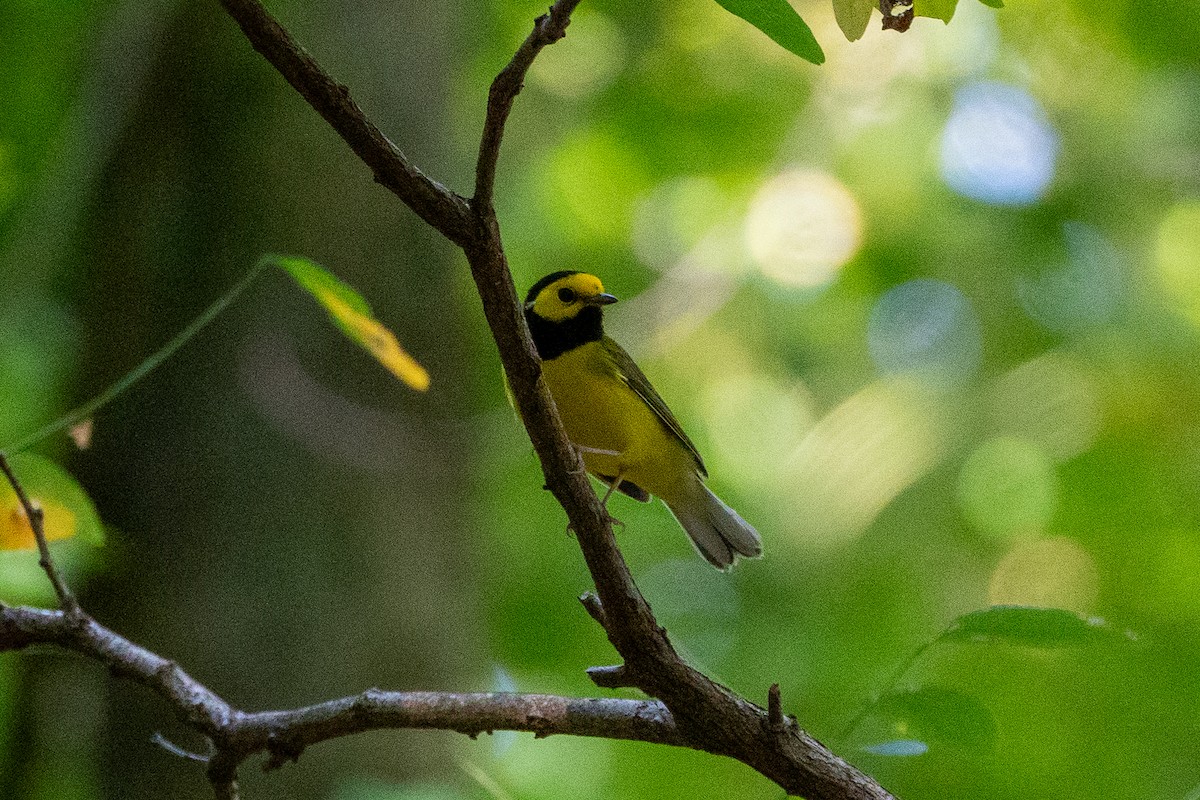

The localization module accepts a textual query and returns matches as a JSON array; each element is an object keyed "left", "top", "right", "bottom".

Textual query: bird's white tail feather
[{"left": 665, "top": 484, "right": 762, "bottom": 570}]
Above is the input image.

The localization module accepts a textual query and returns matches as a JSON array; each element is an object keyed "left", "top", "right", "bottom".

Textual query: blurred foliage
[{"left": 3, "top": 0, "right": 1200, "bottom": 799}]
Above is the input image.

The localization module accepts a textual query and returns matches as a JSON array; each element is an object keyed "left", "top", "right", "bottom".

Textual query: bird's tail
[{"left": 665, "top": 483, "right": 762, "bottom": 571}]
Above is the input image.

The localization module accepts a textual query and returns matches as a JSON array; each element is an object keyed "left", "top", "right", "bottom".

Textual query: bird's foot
[{"left": 564, "top": 510, "right": 625, "bottom": 537}]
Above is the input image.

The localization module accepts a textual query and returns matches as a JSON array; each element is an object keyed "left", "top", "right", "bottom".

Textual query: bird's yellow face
[{"left": 526, "top": 272, "right": 617, "bottom": 322}]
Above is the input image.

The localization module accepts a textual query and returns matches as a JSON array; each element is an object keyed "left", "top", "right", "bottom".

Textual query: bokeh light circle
[
  {"left": 782, "top": 379, "right": 947, "bottom": 550},
  {"left": 744, "top": 169, "right": 863, "bottom": 289},
  {"left": 958, "top": 437, "right": 1057, "bottom": 539},
  {"left": 939, "top": 81, "right": 1059, "bottom": 206},
  {"left": 1017, "top": 222, "right": 1124, "bottom": 333},
  {"left": 701, "top": 373, "right": 814, "bottom": 489},
  {"left": 632, "top": 176, "right": 732, "bottom": 269},
  {"left": 528, "top": 9, "right": 626, "bottom": 99},
  {"left": 1155, "top": 202, "right": 1200, "bottom": 327},
  {"left": 988, "top": 352, "right": 1102, "bottom": 462},
  {"left": 867, "top": 279, "right": 982, "bottom": 386}
]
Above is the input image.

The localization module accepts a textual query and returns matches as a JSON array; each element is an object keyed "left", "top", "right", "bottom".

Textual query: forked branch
[
  {"left": 475, "top": 0, "right": 583, "bottom": 208},
  {"left": 0, "top": 3, "right": 894, "bottom": 799},
  {"left": 0, "top": 604, "right": 684, "bottom": 756}
]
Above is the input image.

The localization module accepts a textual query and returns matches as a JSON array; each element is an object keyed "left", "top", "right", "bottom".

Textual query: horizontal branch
[
  {"left": 0, "top": 603, "right": 683, "bottom": 766},
  {"left": 237, "top": 690, "right": 681, "bottom": 768}
]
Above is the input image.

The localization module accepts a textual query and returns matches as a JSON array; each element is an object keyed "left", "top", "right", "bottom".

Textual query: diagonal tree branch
[
  {"left": 0, "top": 606, "right": 234, "bottom": 737},
  {"left": 452, "top": 10, "right": 893, "bottom": 800},
  {"left": 216, "top": 0, "right": 474, "bottom": 247},
  {"left": 1, "top": 3, "right": 897, "bottom": 799}
]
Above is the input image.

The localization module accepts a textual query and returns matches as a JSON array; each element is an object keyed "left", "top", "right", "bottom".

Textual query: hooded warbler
[{"left": 524, "top": 271, "right": 762, "bottom": 570}]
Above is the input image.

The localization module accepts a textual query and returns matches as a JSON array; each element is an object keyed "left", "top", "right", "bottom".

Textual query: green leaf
[
  {"left": 941, "top": 605, "right": 1134, "bottom": 648},
  {"left": 276, "top": 257, "right": 430, "bottom": 391},
  {"left": 0, "top": 453, "right": 103, "bottom": 549},
  {"left": 276, "top": 255, "right": 372, "bottom": 323},
  {"left": 916, "top": 0, "right": 959, "bottom": 22},
  {"left": 713, "top": 0, "right": 825, "bottom": 64},
  {"left": 874, "top": 687, "right": 998, "bottom": 751},
  {"left": 976, "top": 0, "right": 1003, "bottom": 7},
  {"left": 833, "top": 0, "right": 874, "bottom": 41}
]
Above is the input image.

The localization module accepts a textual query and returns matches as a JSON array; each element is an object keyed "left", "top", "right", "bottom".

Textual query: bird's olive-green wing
[{"left": 601, "top": 336, "right": 707, "bottom": 477}]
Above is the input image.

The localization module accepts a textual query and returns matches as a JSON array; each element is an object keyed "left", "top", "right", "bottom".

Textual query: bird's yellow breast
[{"left": 541, "top": 341, "right": 696, "bottom": 503}]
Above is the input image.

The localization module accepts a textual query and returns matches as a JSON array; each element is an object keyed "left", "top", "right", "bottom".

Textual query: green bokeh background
[{"left": 3, "top": 0, "right": 1200, "bottom": 798}]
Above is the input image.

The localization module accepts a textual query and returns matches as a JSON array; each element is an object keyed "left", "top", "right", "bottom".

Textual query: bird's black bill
[{"left": 588, "top": 293, "right": 619, "bottom": 306}]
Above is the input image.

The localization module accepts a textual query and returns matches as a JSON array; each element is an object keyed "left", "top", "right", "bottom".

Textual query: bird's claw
[{"left": 565, "top": 510, "right": 625, "bottom": 537}]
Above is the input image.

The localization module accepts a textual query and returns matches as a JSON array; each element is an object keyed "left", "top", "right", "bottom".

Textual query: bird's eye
[{"left": 557, "top": 287, "right": 577, "bottom": 303}]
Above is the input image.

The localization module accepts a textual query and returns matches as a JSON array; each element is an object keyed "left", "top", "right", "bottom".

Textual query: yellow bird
[{"left": 524, "top": 271, "right": 762, "bottom": 570}]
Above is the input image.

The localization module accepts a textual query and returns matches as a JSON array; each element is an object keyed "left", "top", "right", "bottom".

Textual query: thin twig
[
  {"left": 0, "top": 453, "right": 80, "bottom": 616},
  {"left": 769, "top": 683, "right": 785, "bottom": 731},
  {"left": 474, "top": 0, "right": 583, "bottom": 209},
  {"left": 3, "top": 257, "right": 273, "bottom": 454},
  {"left": 837, "top": 635, "right": 939, "bottom": 742},
  {"left": 151, "top": 732, "right": 212, "bottom": 763}
]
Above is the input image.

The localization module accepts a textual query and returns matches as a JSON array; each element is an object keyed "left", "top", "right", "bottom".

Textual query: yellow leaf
[
  {"left": 0, "top": 496, "right": 76, "bottom": 551},
  {"left": 0, "top": 454, "right": 104, "bottom": 550},
  {"left": 276, "top": 256, "right": 431, "bottom": 392},
  {"left": 316, "top": 289, "right": 431, "bottom": 391}
]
